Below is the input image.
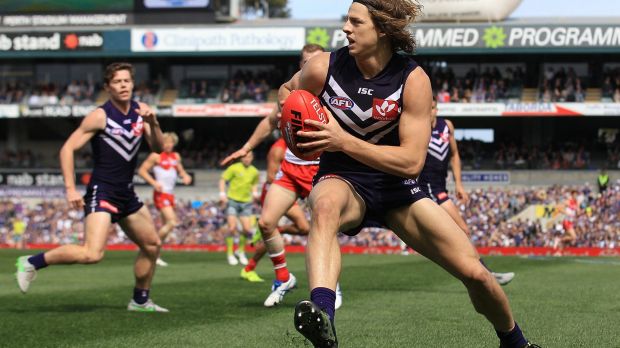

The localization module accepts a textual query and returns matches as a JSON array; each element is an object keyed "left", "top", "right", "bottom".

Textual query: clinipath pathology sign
[{"left": 131, "top": 28, "right": 305, "bottom": 52}]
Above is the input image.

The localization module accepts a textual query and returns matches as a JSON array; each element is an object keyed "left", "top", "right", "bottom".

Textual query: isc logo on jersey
[
  {"left": 371, "top": 98, "right": 400, "bottom": 121},
  {"left": 329, "top": 96, "right": 354, "bottom": 110}
]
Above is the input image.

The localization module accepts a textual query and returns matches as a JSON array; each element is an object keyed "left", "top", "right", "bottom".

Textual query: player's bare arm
[
  {"left": 219, "top": 178, "right": 228, "bottom": 205},
  {"left": 137, "top": 102, "right": 164, "bottom": 153},
  {"left": 220, "top": 110, "right": 277, "bottom": 166},
  {"left": 59, "top": 108, "right": 106, "bottom": 210},
  {"left": 446, "top": 119, "right": 469, "bottom": 203},
  {"left": 175, "top": 152, "right": 193, "bottom": 185},
  {"left": 279, "top": 70, "right": 302, "bottom": 100},
  {"left": 138, "top": 153, "right": 163, "bottom": 192},
  {"left": 266, "top": 145, "right": 286, "bottom": 183},
  {"left": 299, "top": 67, "right": 433, "bottom": 179}
]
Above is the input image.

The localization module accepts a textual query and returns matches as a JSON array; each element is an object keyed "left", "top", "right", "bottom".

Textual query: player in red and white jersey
[
  {"left": 139, "top": 132, "right": 192, "bottom": 266},
  {"left": 240, "top": 137, "right": 311, "bottom": 283},
  {"left": 558, "top": 190, "right": 579, "bottom": 249},
  {"left": 222, "top": 44, "right": 343, "bottom": 309}
]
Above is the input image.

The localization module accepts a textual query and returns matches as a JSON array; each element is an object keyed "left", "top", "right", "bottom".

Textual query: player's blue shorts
[
  {"left": 417, "top": 179, "right": 450, "bottom": 205},
  {"left": 83, "top": 184, "right": 143, "bottom": 223},
  {"left": 314, "top": 170, "right": 428, "bottom": 236}
]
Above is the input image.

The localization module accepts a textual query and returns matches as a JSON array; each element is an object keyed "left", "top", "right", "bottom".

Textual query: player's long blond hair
[{"left": 353, "top": 0, "right": 422, "bottom": 53}]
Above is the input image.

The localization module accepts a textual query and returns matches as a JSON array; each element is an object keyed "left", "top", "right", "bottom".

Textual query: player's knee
[
  {"left": 298, "top": 224, "right": 310, "bottom": 235},
  {"left": 296, "top": 220, "right": 310, "bottom": 235},
  {"left": 460, "top": 263, "right": 492, "bottom": 288},
  {"left": 311, "top": 197, "right": 341, "bottom": 221},
  {"left": 461, "top": 225, "right": 471, "bottom": 236},
  {"left": 83, "top": 249, "right": 105, "bottom": 264},
  {"left": 167, "top": 219, "right": 178, "bottom": 228},
  {"left": 143, "top": 237, "right": 162, "bottom": 255},
  {"left": 258, "top": 218, "right": 276, "bottom": 236}
]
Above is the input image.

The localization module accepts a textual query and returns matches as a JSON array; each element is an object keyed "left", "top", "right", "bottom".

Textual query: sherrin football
[{"left": 279, "top": 89, "right": 329, "bottom": 161}]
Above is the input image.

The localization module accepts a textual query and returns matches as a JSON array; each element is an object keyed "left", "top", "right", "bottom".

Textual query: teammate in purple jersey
[
  {"left": 416, "top": 97, "right": 516, "bottom": 286},
  {"left": 15, "top": 62, "right": 169, "bottom": 312},
  {"left": 286, "top": 1, "right": 538, "bottom": 347}
]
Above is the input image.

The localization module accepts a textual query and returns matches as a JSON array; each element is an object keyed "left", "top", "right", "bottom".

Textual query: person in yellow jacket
[
  {"left": 219, "top": 151, "right": 259, "bottom": 266},
  {"left": 12, "top": 215, "right": 27, "bottom": 250},
  {"left": 597, "top": 169, "right": 609, "bottom": 194}
]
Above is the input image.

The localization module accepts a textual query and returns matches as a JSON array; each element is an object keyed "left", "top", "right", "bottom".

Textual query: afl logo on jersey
[{"left": 329, "top": 96, "right": 354, "bottom": 110}]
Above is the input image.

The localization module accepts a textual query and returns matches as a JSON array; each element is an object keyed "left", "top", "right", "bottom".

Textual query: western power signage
[
  {"left": 0, "top": 32, "right": 103, "bottom": 51},
  {"left": 306, "top": 25, "right": 620, "bottom": 52}
]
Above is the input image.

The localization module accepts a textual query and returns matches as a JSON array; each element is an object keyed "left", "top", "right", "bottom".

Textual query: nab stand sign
[{"left": 0, "top": 32, "right": 103, "bottom": 52}]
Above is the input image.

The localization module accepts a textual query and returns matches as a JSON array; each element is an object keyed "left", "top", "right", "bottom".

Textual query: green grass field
[{"left": 0, "top": 250, "right": 619, "bottom": 347}]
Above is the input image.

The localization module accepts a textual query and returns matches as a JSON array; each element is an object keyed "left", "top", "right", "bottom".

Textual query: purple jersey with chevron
[
  {"left": 319, "top": 47, "right": 419, "bottom": 173},
  {"left": 418, "top": 117, "right": 451, "bottom": 189},
  {"left": 313, "top": 47, "right": 427, "bottom": 236},
  {"left": 89, "top": 100, "right": 144, "bottom": 188}
]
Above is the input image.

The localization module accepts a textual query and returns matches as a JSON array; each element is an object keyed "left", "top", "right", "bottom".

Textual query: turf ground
[{"left": 0, "top": 249, "right": 619, "bottom": 347}]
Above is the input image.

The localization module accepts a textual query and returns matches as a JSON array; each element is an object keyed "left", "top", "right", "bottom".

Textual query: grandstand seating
[{"left": 2, "top": 180, "right": 617, "bottom": 248}]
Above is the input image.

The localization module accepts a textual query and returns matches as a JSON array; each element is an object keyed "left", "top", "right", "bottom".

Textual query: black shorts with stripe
[
  {"left": 313, "top": 170, "right": 428, "bottom": 236},
  {"left": 83, "top": 183, "right": 143, "bottom": 223},
  {"left": 417, "top": 178, "right": 450, "bottom": 205}
]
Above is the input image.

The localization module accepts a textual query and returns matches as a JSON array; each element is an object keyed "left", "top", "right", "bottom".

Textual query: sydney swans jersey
[
  {"left": 319, "top": 47, "right": 418, "bottom": 174},
  {"left": 418, "top": 117, "right": 451, "bottom": 187},
  {"left": 153, "top": 152, "right": 179, "bottom": 193},
  {"left": 89, "top": 100, "right": 143, "bottom": 188},
  {"left": 284, "top": 148, "right": 319, "bottom": 166}
]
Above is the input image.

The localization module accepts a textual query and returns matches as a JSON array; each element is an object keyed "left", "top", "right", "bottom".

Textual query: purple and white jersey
[
  {"left": 318, "top": 47, "right": 419, "bottom": 175},
  {"left": 418, "top": 117, "right": 451, "bottom": 188},
  {"left": 89, "top": 100, "right": 144, "bottom": 189}
]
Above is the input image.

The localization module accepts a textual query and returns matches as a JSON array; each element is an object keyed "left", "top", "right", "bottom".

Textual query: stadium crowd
[
  {"left": 4, "top": 63, "right": 620, "bottom": 106},
  {"left": 0, "top": 80, "right": 99, "bottom": 106},
  {"left": 429, "top": 65, "right": 525, "bottom": 103},
  {"left": 539, "top": 66, "right": 586, "bottom": 103},
  {"left": 2, "top": 181, "right": 618, "bottom": 249},
  {"left": 454, "top": 140, "right": 620, "bottom": 170},
  {"left": 601, "top": 66, "right": 620, "bottom": 102},
  {"left": 3, "top": 140, "right": 618, "bottom": 171}
]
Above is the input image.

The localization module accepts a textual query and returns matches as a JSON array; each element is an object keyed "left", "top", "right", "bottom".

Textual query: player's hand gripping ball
[{"left": 279, "top": 90, "right": 329, "bottom": 161}]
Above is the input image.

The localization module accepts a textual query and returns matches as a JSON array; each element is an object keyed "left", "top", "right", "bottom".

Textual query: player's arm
[
  {"left": 137, "top": 102, "right": 164, "bottom": 153},
  {"left": 220, "top": 110, "right": 277, "bottom": 166},
  {"left": 266, "top": 145, "right": 285, "bottom": 183},
  {"left": 299, "top": 66, "right": 432, "bottom": 179},
  {"left": 251, "top": 171, "right": 260, "bottom": 201},
  {"left": 138, "top": 153, "right": 162, "bottom": 191},
  {"left": 446, "top": 119, "right": 469, "bottom": 203},
  {"left": 279, "top": 70, "right": 303, "bottom": 101},
  {"left": 218, "top": 178, "right": 228, "bottom": 204},
  {"left": 59, "top": 108, "right": 106, "bottom": 209},
  {"left": 175, "top": 152, "right": 193, "bottom": 185},
  {"left": 219, "top": 167, "right": 232, "bottom": 203}
]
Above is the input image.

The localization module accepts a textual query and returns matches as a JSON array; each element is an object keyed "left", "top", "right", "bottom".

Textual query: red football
[{"left": 279, "top": 89, "right": 329, "bottom": 161}]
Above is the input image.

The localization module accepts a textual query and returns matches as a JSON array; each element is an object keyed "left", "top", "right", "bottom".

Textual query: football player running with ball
[{"left": 283, "top": 1, "right": 539, "bottom": 347}]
